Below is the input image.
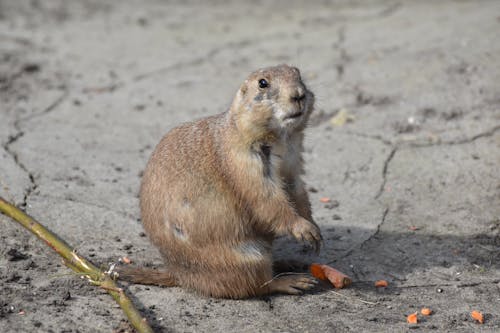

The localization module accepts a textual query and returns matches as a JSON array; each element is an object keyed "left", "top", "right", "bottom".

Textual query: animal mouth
[{"left": 285, "top": 111, "right": 303, "bottom": 119}]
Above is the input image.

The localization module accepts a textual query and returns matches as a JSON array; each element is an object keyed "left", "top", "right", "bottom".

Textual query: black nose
[{"left": 291, "top": 94, "right": 306, "bottom": 103}]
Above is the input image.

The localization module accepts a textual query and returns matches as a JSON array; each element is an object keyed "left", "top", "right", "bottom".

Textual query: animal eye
[{"left": 258, "top": 79, "right": 269, "bottom": 89}]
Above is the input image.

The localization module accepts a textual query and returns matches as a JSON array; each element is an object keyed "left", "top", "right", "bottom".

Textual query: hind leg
[
  {"left": 179, "top": 261, "right": 317, "bottom": 299},
  {"left": 114, "top": 266, "right": 178, "bottom": 287}
]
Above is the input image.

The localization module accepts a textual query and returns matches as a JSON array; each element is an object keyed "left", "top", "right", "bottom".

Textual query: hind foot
[{"left": 264, "top": 274, "right": 317, "bottom": 295}]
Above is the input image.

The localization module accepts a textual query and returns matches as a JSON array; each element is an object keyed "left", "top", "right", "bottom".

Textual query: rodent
[{"left": 116, "top": 64, "right": 323, "bottom": 299}]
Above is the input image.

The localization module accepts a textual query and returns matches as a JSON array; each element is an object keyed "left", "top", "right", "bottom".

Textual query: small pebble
[
  {"left": 308, "top": 186, "right": 318, "bottom": 193},
  {"left": 23, "top": 63, "right": 40, "bottom": 73},
  {"left": 63, "top": 291, "right": 71, "bottom": 301},
  {"left": 7, "top": 248, "right": 29, "bottom": 261}
]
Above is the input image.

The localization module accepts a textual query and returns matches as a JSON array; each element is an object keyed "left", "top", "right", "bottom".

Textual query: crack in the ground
[
  {"left": 132, "top": 54, "right": 210, "bottom": 82},
  {"left": 409, "top": 124, "right": 500, "bottom": 147},
  {"left": 330, "top": 207, "right": 390, "bottom": 265},
  {"left": 17, "top": 89, "right": 68, "bottom": 124},
  {"left": 132, "top": 38, "right": 259, "bottom": 82},
  {"left": 396, "top": 279, "right": 500, "bottom": 289},
  {"left": 83, "top": 34, "right": 287, "bottom": 93},
  {"left": 0, "top": 33, "right": 35, "bottom": 47},
  {"left": 3, "top": 130, "right": 35, "bottom": 208},
  {"left": 345, "top": 130, "right": 393, "bottom": 146},
  {"left": 43, "top": 194, "right": 139, "bottom": 221},
  {"left": 81, "top": 51, "right": 223, "bottom": 93},
  {"left": 360, "top": 206, "right": 389, "bottom": 249},
  {"left": 329, "top": 207, "right": 390, "bottom": 265},
  {"left": 377, "top": 2, "right": 402, "bottom": 18},
  {"left": 351, "top": 146, "right": 397, "bottom": 253},
  {"left": 2, "top": 90, "right": 68, "bottom": 207},
  {"left": 374, "top": 146, "right": 397, "bottom": 199},
  {"left": 331, "top": 122, "right": 499, "bottom": 274},
  {"left": 344, "top": 123, "right": 500, "bottom": 150},
  {"left": 333, "top": 122, "right": 499, "bottom": 267},
  {"left": 329, "top": 144, "right": 395, "bottom": 263},
  {"left": 328, "top": 248, "right": 354, "bottom": 265},
  {"left": 332, "top": 26, "right": 346, "bottom": 81}
]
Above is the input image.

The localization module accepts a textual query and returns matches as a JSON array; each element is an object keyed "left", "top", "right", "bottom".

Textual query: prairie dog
[{"left": 118, "top": 64, "right": 322, "bottom": 299}]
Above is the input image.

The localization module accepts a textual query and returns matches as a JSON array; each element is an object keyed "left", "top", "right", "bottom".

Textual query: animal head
[{"left": 231, "top": 64, "right": 315, "bottom": 141}]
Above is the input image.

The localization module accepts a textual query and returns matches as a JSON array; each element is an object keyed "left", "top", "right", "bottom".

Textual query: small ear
[
  {"left": 240, "top": 81, "right": 248, "bottom": 96},
  {"left": 231, "top": 87, "right": 245, "bottom": 110},
  {"left": 291, "top": 66, "right": 300, "bottom": 76}
]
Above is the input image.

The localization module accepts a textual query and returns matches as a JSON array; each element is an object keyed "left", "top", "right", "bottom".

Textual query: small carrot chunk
[
  {"left": 322, "top": 265, "right": 352, "bottom": 289},
  {"left": 407, "top": 312, "right": 418, "bottom": 324},
  {"left": 374, "top": 280, "right": 388, "bottom": 287},
  {"left": 319, "top": 197, "right": 331, "bottom": 203},
  {"left": 309, "top": 263, "right": 352, "bottom": 288},
  {"left": 421, "top": 308, "right": 432, "bottom": 316},
  {"left": 121, "top": 256, "right": 132, "bottom": 264},
  {"left": 310, "top": 263, "right": 327, "bottom": 280},
  {"left": 471, "top": 310, "right": 484, "bottom": 324}
]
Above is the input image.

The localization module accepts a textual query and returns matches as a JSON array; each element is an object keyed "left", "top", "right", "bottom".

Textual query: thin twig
[
  {"left": 260, "top": 272, "right": 307, "bottom": 288},
  {"left": 328, "top": 290, "right": 378, "bottom": 305},
  {"left": 0, "top": 196, "right": 154, "bottom": 333}
]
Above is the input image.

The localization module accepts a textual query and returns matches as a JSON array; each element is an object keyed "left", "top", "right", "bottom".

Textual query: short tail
[{"left": 112, "top": 265, "right": 178, "bottom": 287}]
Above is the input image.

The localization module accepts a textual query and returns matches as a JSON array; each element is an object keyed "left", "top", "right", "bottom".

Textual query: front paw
[{"left": 290, "top": 217, "right": 323, "bottom": 254}]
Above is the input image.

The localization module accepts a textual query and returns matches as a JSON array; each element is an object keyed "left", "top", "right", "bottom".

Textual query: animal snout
[
  {"left": 291, "top": 93, "right": 306, "bottom": 103},
  {"left": 290, "top": 92, "right": 306, "bottom": 107}
]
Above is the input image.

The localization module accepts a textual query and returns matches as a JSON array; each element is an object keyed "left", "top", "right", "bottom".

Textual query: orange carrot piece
[
  {"left": 309, "top": 263, "right": 352, "bottom": 288},
  {"left": 471, "top": 310, "right": 484, "bottom": 324},
  {"left": 310, "top": 263, "right": 327, "bottom": 280},
  {"left": 374, "top": 280, "right": 388, "bottom": 287},
  {"left": 319, "top": 197, "right": 331, "bottom": 203},
  {"left": 421, "top": 308, "right": 432, "bottom": 316},
  {"left": 121, "top": 256, "right": 132, "bottom": 264},
  {"left": 322, "top": 265, "right": 352, "bottom": 288},
  {"left": 407, "top": 312, "right": 418, "bottom": 324}
]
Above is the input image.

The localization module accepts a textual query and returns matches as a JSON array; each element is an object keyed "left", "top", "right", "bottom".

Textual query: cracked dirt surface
[{"left": 1, "top": 0, "right": 499, "bottom": 332}]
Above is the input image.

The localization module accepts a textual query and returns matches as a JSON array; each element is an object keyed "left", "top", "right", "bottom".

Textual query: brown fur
[{"left": 118, "top": 65, "right": 322, "bottom": 299}]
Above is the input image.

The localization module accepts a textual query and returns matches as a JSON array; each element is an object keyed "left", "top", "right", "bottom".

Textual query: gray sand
[{"left": 1, "top": 1, "right": 499, "bottom": 332}]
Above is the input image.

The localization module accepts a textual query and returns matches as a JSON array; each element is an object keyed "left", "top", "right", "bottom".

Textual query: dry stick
[
  {"left": 0, "top": 196, "right": 154, "bottom": 333},
  {"left": 260, "top": 272, "right": 306, "bottom": 288},
  {"left": 328, "top": 290, "right": 378, "bottom": 305}
]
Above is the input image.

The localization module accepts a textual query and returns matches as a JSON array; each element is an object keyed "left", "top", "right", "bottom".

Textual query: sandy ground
[{"left": 1, "top": 0, "right": 499, "bottom": 332}]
